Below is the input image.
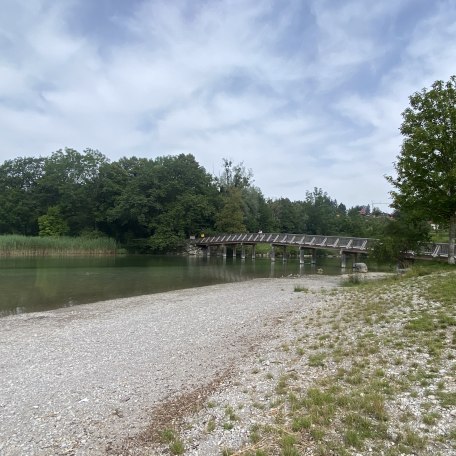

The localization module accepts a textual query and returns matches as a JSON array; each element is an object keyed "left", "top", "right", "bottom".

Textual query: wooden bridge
[{"left": 193, "top": 233, "right": 450, "bottom": 267}]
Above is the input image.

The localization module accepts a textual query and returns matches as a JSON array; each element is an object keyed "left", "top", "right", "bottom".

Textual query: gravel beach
[{"left": 0, "top": 276, "right": 340, "bottom": 456}]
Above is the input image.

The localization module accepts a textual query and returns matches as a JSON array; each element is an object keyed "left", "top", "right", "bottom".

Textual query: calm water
[{"left": 0, "top": 255, "right": 360, "bottom": 317}]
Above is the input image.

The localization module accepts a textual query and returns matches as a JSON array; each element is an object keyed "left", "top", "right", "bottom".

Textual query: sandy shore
[{"left": 0, "top": 276, "right": 341, "bottom": 456}]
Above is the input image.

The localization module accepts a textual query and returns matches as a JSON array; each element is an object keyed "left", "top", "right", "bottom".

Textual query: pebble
[{"left": 0, "top": 277, "right": 339, "bottom": 455}]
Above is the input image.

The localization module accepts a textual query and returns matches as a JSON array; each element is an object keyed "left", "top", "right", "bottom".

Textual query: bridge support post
[
  {"left": 311, "top": 249, "right": 317, "bottom": 264},
  {"left": 222, "top": 244, "right": 227, "bottom": 258},
  {"left": 251, "top": 244, "right": 256, "bottom": 260},
  {"left": 270, "top": 261, "right": 275, "bottom": 277},
  {"left": 241, "top": 244, "right": 246, "bottom": 260},
  {"left": 232, "top": 244, "right": 237, "bottom": 258},
  {"left": 206, "top": 246, "right": 211, "bottom": 257},
  {"left": 283, "top": 246, "right": 287, "bottom": 262},
  {"left": 299, "top": 247, "right": 305, "bottom": 264},
  {"left": 340, "top": 251, "right": 347, "bottom": 268},
  {"left": 270, "top": 244, "right": 275, "bottom": 262}
]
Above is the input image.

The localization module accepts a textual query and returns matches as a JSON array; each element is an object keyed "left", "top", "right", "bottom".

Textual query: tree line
[
  {"left": 1, "top": 75, "right": 455, "bottom": 263},
  {"left": 0, "top": 150, "right": 388, "bottom": 253}
]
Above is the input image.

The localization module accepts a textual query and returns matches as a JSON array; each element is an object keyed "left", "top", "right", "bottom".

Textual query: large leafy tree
[
  {"left": 304, "top": 188, "right": 339, "bottom": 235},
  {"left": 387, "top": 76, "right": 456, "bottom": 264},
  {"left": 241, "top": 187, "right": 274, "bottom": 232},
  {"left": 269, "top": 198, "right": 304, "bottom": 233},
  {"left": 0, "top": 156, "right": 45, "bottom": 234},
  {"left": 98, "top": 154, "right": 218, "bottom": 251},
  {"left": 148, "top": 154, "right": 217, "bottom": 250},
  {"left": 100, "top": 157, "right": 161, "bottom": 242},
  {"left": 215, "top": 188, "right": 247, "bottom": 233},
  {"left": 214, "top": 159, "right": 252, "bottom": 234},
  {"left": 36, "top": 148, "right": 108, "bottom": 235}
]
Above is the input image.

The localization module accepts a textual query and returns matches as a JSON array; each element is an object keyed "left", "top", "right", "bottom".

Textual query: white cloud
[{"left": 0, "top": 0, "right": 455, "bottom": 207}]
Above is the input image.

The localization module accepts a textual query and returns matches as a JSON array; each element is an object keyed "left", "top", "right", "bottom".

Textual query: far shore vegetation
[
  {"left": 0, "top": 234, "right": 117, "bottom": 256},
  {"left": 0, "top": 76, "right": 455, "bottom": 262}
]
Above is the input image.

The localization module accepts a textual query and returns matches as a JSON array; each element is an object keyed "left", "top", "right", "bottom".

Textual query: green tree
[
  {"left": 214, "top": 159, "right": 254, "bottom": 234},
  {"left": 99, "top": 154, "right": 218, "bottom": 251},
  {"left": 217, "top": 158, "right": 253, "bottom": 191},
  {"left": 372, "top": 211, "right": 431, "bottom": 267},
  {"left": 0, "top": 157, "right": 46, "bottom": 234},
  {"left": 304, "top": 188, "right": 339, "bottom": 235},
  {"left": 98, "top": 156, "right": 158, "bottom": 243},
  {"left": 148, "top": 154, "right": 218, "bottom": 250},
  {"left": 36, "top": 148, "right": 108, "bottom": 235},
  {"left": 241, "top": 187, "right": 274, "bottom": 232},
  {"left": 387, "top": 76, "right": 456, "bottom": 264},
  {"left": 215, "top": 188, "right": 246, "bottom": 233},
  {"left": 38, "top": 206, "right": 69, "bottom": 236}
]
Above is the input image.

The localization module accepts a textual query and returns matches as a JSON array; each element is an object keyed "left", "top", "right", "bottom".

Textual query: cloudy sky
[{"left": 1, "top": 0, "right": 455, "bottom": 209}]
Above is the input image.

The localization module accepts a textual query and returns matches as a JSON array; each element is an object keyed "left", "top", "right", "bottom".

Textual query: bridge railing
[
  {"left": 192, "top": 234, "right": 450, "bottom": 258},
  {"left": 413, "top": 242, "right": 449, "bottom": 257},
  {"left": 194, "top": 233, "right": 375, "bottom": 251}
]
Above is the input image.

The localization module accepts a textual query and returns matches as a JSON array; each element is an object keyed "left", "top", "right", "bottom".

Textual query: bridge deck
[{"left": 194, "top": 233, "right": 449, "bottom": 259}]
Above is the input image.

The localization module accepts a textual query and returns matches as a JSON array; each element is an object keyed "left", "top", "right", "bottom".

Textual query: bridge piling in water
[
  {"left": 299, "top": 247, "right": 305, "bottom": 264},
  {"left": 341, "top": 251, "right": 347, "bottom": 268},
  {"left": 311, "top": 249, "right": 317, "bottom": 265}
]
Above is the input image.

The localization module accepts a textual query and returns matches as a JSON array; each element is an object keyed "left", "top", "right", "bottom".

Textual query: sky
[{"left": 1, "top": 0, "right": 456, "bottom": 210}]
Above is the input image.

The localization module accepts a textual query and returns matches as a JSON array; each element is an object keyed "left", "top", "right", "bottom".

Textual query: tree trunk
[{"left": 449, "top": 214, "right": 456, "bottom": 265}]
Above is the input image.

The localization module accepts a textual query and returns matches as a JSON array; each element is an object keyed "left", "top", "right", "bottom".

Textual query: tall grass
[{"left": 0, "top": 235, "right": 117, "bottom": 256}]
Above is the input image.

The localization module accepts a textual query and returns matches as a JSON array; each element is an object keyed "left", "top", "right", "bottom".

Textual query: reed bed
[{"left": 0, "top": 235, "right": 117, "bottom": 256}]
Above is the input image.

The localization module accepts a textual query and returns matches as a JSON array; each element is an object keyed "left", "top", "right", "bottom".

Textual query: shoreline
[{"left": 0, "top": 275, "right": 341, "bottom": 455}]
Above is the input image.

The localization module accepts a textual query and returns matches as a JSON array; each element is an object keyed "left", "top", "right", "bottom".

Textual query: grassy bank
[
  {"left": 146, "top": 268, "right": 455, "bottom": 456},
  {"left": 248, "top": 270, "right": 455, "bottom": 456},
  {"left": 0, "top": 235, "right": 117, "bottom": 256}
]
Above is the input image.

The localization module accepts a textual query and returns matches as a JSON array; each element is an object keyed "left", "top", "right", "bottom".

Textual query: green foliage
[
  {"left": 424, "top": 271, "right": 456, "bottom": 306},
  {"left": 387, "top": 75, "right": 456, "bottom": 264},
  {"left": 305, "top": 188, "right": 340, "bottom": 235},
  {"left": 405, "top": 314, "right": 437, "bottom": 332},
  {"left": 217, "top": 158, "right": 253, "bottom": 190},
  {"left": 38, "top": 207, "right": 69, "bottom": 237},
  {"left": 169, "top": 440, "right": 185, "bottom": 455},
  {"left": 100, "top": 154, "right": 218, "bottom": 250},
  {"left": 0, "top": 234, "right": 116, "bottom": 255},
  {"left": 215, "top": 188, "right": 247, "bottom": 233},
  {"left": 159, "top": 428, "right": 176, "bottom": 443},
  {"left": 372, "top": 211, "right": 431, "bottom": 266},
  {"left": 242, "top": 186, "right": 272, "bottom": 232},
  {"left": 38, "top": 148, "right": 109, "bottom": 235},
  {"left": 0, "top": 156, "right": 45, "bottom": 235},
  {"left": 269, "top": 197, "right": 309, "bottom": 233},
  {"left": 4, "top": 144, "right": 450, "bottom": 256},
  {"left": 294, "top": 285, "right": 309, "bottom": 292}
]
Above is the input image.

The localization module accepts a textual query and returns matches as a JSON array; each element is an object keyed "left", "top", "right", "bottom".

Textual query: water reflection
[{"left": 0, "top": 255, "right": 363, "bottom": 317}]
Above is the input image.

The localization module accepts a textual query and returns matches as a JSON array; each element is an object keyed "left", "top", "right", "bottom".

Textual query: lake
[{"left": 0, "top": 255, "right": 365, "bottom": 317}]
